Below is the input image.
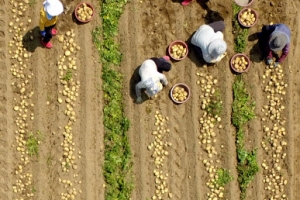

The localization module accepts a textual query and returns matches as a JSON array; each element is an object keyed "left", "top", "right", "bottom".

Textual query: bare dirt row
[{"left": 1, "top": 0, "right": 104, "bottom": 199}]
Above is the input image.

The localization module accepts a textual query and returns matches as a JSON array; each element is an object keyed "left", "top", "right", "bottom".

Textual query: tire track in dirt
[
  {"left": 286, "top": 1, "right": 300, "bottom": 199},
  {"left": 0, "top": 4, "right": 14, "bottom": 200},
  {"left": 243, "top": 64, "right": 265, "bottom": 200},
  {"left": 119, "top": 2, "right": 152, "bottom": 200},
  {"left": 76, "top": 17, "right": 104, "bottom": 200},
  {"left": 143, "top": 1, "right": 193, "bottom": 199},
  {"left": 163, "top": 28, "right": 192, "bottom": 200},
  {"left": 28, "top": 3, "right": 54, "bottom": 199}
]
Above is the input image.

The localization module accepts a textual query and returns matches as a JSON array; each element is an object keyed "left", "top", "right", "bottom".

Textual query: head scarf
[{"left": 207, "top": 39, "right": 227, "bottom": 58}]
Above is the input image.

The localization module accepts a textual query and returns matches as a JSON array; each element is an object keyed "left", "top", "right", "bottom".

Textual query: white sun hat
[{"left": 43, "top": 0, "right": 64, "bottom": 16}]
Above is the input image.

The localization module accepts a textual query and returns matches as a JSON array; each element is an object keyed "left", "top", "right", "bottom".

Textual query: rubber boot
[
  {"left": 41, "top": 39, "right": 53, "bottom": 49},
  {"left": 181, "top": 0, "right": 192, "bottom": 6},
  {"left": 51, "top": 28, "right": 58, "bottom": 36}
]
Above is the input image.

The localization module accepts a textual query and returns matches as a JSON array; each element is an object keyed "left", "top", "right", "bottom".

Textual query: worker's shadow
[
  {"left": 22, "top": 26, "right": 42, "bottom": 52},
  {"left": 130, "top": 66, "right": 140, "bottom": 100},
  {"left": 130, "top": 65, "right": 149, "bottom": 104},
  {"left": 248, "top": 33, "right": 264, "bottom": 63}
]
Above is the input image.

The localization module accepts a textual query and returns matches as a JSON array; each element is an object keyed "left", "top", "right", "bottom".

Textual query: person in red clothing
[{"left": 39, "top": 0, "right": 64, "bottom": 49}]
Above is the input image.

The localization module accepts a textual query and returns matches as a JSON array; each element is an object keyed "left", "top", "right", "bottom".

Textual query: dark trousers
[
  {"left": 42, "top": 24, "right": 56, "bottom": 43},
  {"left": 208, "top": 20, "right": 225, "bottom": 32}
]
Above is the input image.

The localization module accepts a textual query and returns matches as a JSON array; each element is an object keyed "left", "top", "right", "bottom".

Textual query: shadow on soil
[
  {"left": 22, "top": 26, "right": 43, "bottom": 52},
  {"left": 248, "top": 32, "right": 264, "bottom": 63}
]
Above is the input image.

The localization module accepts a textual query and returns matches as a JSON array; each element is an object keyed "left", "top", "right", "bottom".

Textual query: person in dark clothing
[
  {"left": 258, "top": 23, "right": 291, "bottom": 67},
  {"left": 149, "top": 56, "right": 172, "bottom": 73}
]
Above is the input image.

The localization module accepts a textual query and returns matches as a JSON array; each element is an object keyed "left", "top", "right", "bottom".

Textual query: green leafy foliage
[
  {"left": 232, "top": 76, "right": 256, "bottom": 128},
  {"left": 26, "top": 131, "right": 43, "bottom": 157},
  {"left": 63, "top": 70, "right": 72, "bottom": 81},
  {"left": 215, "top": 168, "right": 233, "bottom": 188},
  {"left": 237, "top": 148, "right": 259, "bottom": 199},
  {"left": 93, "top": 0, "right": 133, "bottom": 199},
  {"left": 232, "top": 3, "right": 249, "bottom": 53},
  {"left": 232, "top": 75, "right": 259, "bottom": 199},
  {"left": 205, "top": 90, "right": 223, "bottom": 117}
]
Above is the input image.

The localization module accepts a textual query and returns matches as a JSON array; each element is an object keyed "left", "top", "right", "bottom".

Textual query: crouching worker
[
  {"left": 135, "top": 56, "right": 171, "bottom": 104},
  {"left": 191, "top": 21, "right": 227, "bottom": 63},
  {"left": 258, "top": 23, "right": 291, "bottom": 68}
]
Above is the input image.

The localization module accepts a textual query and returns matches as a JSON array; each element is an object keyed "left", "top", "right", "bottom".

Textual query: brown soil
[{"left": 1, "top": 0, "right": 300, "bottom": 200}]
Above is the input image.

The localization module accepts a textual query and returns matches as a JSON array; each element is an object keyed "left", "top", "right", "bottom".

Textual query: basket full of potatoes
[
  {"left": 230, "top": 53, "right": 250, "bottom": 73},
  {"left": 170, "top": 83, "right": 191, "bottom": 104},
  {"left": 168, "top": 40, "right": 188, "bottom": 61},
  {"left": 238, "top": 8, "right": 258, "bottom": 27},
  {"left": 75, "top": 2, "right": 95, "bottom": 23}
]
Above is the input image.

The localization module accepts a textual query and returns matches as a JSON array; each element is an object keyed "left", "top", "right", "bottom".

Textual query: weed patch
[
  {"left": 215, "top": 168, "right": 233, "bottom": 188},
  {"left": 26, "top": 131, "right": 43, "bottom": 157},
  {"left": 205, "top": 90, "right": 223, "bottom": 117},
  {"left": 63, "top": 70, "right": 73, "bottom": 81}
]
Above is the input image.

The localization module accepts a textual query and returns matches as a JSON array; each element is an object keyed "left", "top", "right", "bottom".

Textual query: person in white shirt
[
  {"left": 191, "top": 21, "right": 227, "bottom": 63},
  {"left": 135, "top": 56, "right": 171, "bottom": 103}
]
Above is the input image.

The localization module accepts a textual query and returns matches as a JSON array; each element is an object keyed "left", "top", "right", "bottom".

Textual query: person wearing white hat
[
  {"left": 135, "top": 56, "right": 171, "bottom": 103},
  {"left": 39, "top": 0, "right": 64, "bottom": 48},
  {"left": 259, "top": 23, "right": 291, "bottom": 67},
  {"left": 191, "top": 21, "right": 227, "bottom": 63}
]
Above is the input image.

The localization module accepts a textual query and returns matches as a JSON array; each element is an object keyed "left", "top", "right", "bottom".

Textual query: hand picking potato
[
  {"left": 232, "top": 56, "right": 248, "bottom": 72},
  {"left": 172, "top": 86, "right": 189, "bottom": 102},
  {"left": 171, "top": 44, "right": 187, "bottom": 59},
  {"left": 76, "top": 3, "right": 93, "bottom": 22},
  {"left": 240, "top": 9, "right": 256, "bottom": 26}
]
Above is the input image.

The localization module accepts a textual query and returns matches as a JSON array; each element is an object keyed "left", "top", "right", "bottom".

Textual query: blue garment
[{"left": 46, "top": 12, "right": 53, "bottom": 20}]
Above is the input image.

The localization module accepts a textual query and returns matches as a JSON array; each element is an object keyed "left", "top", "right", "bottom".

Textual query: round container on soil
[
  {"left": 238, "top": 7, "right": 258, "bottom": 28},
  {"left": 170, "top": 83, "right": 191, "bottom": 104},
  {"left": 168, "top": 40, "right": 188, "bottom": 61},
  {"left": 230, "top": 53, "right": 250, "bottom": 73},
  {"left": 74, "top": 2, "right": 95, "bottom": 23}
]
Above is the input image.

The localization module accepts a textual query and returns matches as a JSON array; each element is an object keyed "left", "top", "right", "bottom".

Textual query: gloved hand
[
  {"left": 266, "top": 58, "right": 272, "bottom": 65},
  {"left": 136, "top": 96, "right": 143, "bottom": 104},
  {"left": 40, "top": 30, "right": 46, "bottom": 37},
  {"left": 274, "top": 62, "right": 280, "bottom": 68}
]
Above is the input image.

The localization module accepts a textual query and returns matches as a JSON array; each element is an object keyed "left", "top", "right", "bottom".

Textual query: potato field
[{"left": 1, "top": 0, "right": 300, "bottom": 200}]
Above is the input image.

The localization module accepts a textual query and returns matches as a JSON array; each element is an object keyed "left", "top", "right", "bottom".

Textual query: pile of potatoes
[
  {"left": 76, "top": 3, "right": 93, "bottom": 22},
  {"left": 171, "top": 85, "right": 189, "bottom": 102},
  {"left": 170, "top": 44, "right": 187, "bottom": 59},
  {"left": 232, "top": 55, "right": 249, "bottom": 72},
  {"left": 239, "top": 8, "right": 256, "bottom": 26}
]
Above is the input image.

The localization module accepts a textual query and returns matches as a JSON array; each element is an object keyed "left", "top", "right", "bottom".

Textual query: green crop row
[
  {"left": 232, "top": 76, "right": 259, "bottom": 199},
  {"left": 232, "top": 3, "right": 249, "bottom": 53},
  {"left": 93, "top": 0, "right": 133, "bottom": 199}
]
